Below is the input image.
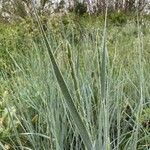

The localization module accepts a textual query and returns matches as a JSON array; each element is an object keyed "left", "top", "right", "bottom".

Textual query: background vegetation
[{"left": 0, "top": 0, "right": 150, "bottom": 22}]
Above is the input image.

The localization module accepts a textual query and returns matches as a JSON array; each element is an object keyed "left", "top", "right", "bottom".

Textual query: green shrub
[
  {"left": 74, "top": 2, "right": 87, "bottom": 16},
  {"left": 108, "top": 11, "right": 127, "bottom": 26}
]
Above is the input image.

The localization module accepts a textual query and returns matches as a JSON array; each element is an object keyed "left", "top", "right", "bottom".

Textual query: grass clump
[{"left": 0, "top": 14, "right": 150, "bottom": 149}]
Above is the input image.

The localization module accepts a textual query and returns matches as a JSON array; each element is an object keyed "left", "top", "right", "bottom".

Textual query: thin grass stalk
[
  {"left": 66, "top": 43, "right": 84, "bottom": 114},
  {"left": 0, "top": 142, "right": 6, "bottom": 150},
  {"left": 97, "top": 0, "right": 110, "bottom": 149},
  {"left": 32, "top": 4, "right": 93, "bottom": 150},
  {"left": 132, "top": 13, "right": 144, "bottom": 149}
]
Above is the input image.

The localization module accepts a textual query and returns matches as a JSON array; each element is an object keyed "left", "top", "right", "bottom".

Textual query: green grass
[{"left": 0, "top": 14, "right": 150, "bottom": 150}]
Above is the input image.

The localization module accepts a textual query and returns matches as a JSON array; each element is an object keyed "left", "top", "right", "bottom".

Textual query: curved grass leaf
[{"left": 33, "top": 10, "right": 93, "bottom": 150}]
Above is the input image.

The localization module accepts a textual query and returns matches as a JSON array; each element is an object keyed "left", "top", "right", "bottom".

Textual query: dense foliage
[
  {"left": 0, "top": 14, "right": 150, "bottom": 149},
  {"left": 0, "top": 0, "right": 149, "bottom": 23}
]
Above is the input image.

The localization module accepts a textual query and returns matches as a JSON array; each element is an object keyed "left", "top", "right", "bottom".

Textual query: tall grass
[{"left": 0, "top": 13, "right": 150, "bottom": 150}]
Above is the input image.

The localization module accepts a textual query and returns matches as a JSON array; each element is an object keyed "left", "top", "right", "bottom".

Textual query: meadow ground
[{"left": 0, "top": 14, "right": 150, "bottom": 150}]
